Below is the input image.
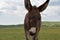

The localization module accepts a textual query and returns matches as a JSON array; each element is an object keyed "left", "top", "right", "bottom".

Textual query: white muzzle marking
[{"left": 29, "top": 27, "right": 36, "bottom": 33}]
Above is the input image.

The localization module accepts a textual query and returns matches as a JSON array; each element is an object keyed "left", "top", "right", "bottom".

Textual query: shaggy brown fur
[{"left": 24, "top": 0, "right": 49, "bottom": 40}]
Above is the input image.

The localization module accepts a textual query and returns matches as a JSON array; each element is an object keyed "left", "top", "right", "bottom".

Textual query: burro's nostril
[{"left": 29, "top": 32, "right": 36, "bottom": 36}]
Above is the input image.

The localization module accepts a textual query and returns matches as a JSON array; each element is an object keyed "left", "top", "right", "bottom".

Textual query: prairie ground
[
  {"left": 0, "top": 22, "right": 60, "bottom": 40},
  {"left": 0, "top": 27, "right": 60, "bottom": 40}
]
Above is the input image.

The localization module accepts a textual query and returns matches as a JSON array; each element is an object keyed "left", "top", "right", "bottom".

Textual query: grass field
[{"left": 0, "top": 22, "right": 60, "bottom": 40}]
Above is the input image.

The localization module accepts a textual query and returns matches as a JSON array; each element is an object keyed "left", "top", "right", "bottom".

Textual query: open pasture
[{"left": 0, "top": 22, "right": 60, "bottom": 40}]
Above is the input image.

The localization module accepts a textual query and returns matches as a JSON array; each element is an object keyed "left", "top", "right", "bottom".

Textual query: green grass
[
  {"left": 0, "top": 22, "right": 60, "bottom": 40},
  {"left": 39, "top": 27, "right": 60, "bottom": 40},
  {"left": 0, "top": 27, "right": 60, "bottom": 40},
  {"left": 0, "top": 27, "right": 25, "bottom": 40}
]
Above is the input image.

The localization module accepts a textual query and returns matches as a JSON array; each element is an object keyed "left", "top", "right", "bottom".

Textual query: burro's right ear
[
  {"left": 38, "top": 0, "right": 50, "bottom": 12},
  {"left": 24, "top": 0, "right": 32, "bottom": 11}
]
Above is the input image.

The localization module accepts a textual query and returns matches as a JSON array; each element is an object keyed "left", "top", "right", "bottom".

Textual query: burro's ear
[
  {"left": 38, "top": 0, "right": 50, "bottom": 12},
  {"left": 24, "top": 0, "right": 32, "bottom": 11}
]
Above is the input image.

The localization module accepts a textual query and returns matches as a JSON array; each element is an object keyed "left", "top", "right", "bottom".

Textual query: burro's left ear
[{"left": 38, "top": 0, "right": 50, "bottom": 12}]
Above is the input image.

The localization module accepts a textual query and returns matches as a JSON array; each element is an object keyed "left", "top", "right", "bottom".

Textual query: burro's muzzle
[{"left": 29, "top": 27, "right": 36, "bottom": 36}]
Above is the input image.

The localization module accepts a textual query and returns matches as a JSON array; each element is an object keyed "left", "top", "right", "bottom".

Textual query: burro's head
[{"left": 24, "top": 0, "right": 50, "bottom": 14}]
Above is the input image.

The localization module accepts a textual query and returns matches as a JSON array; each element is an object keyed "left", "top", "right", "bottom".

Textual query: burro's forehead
[
  {"left": 31, "top": 6, "right": 38, "bottom": 11},
  {"left": 32, "top": 6, "right": 37, "bottom": 9},
  {"left": 29, "top": 6, "right": 40, "bottom": 14}
]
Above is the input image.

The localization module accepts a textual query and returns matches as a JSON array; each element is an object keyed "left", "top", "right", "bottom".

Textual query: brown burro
[{"left": 24, "top": 0, "right": 50, "bottom": 40}]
